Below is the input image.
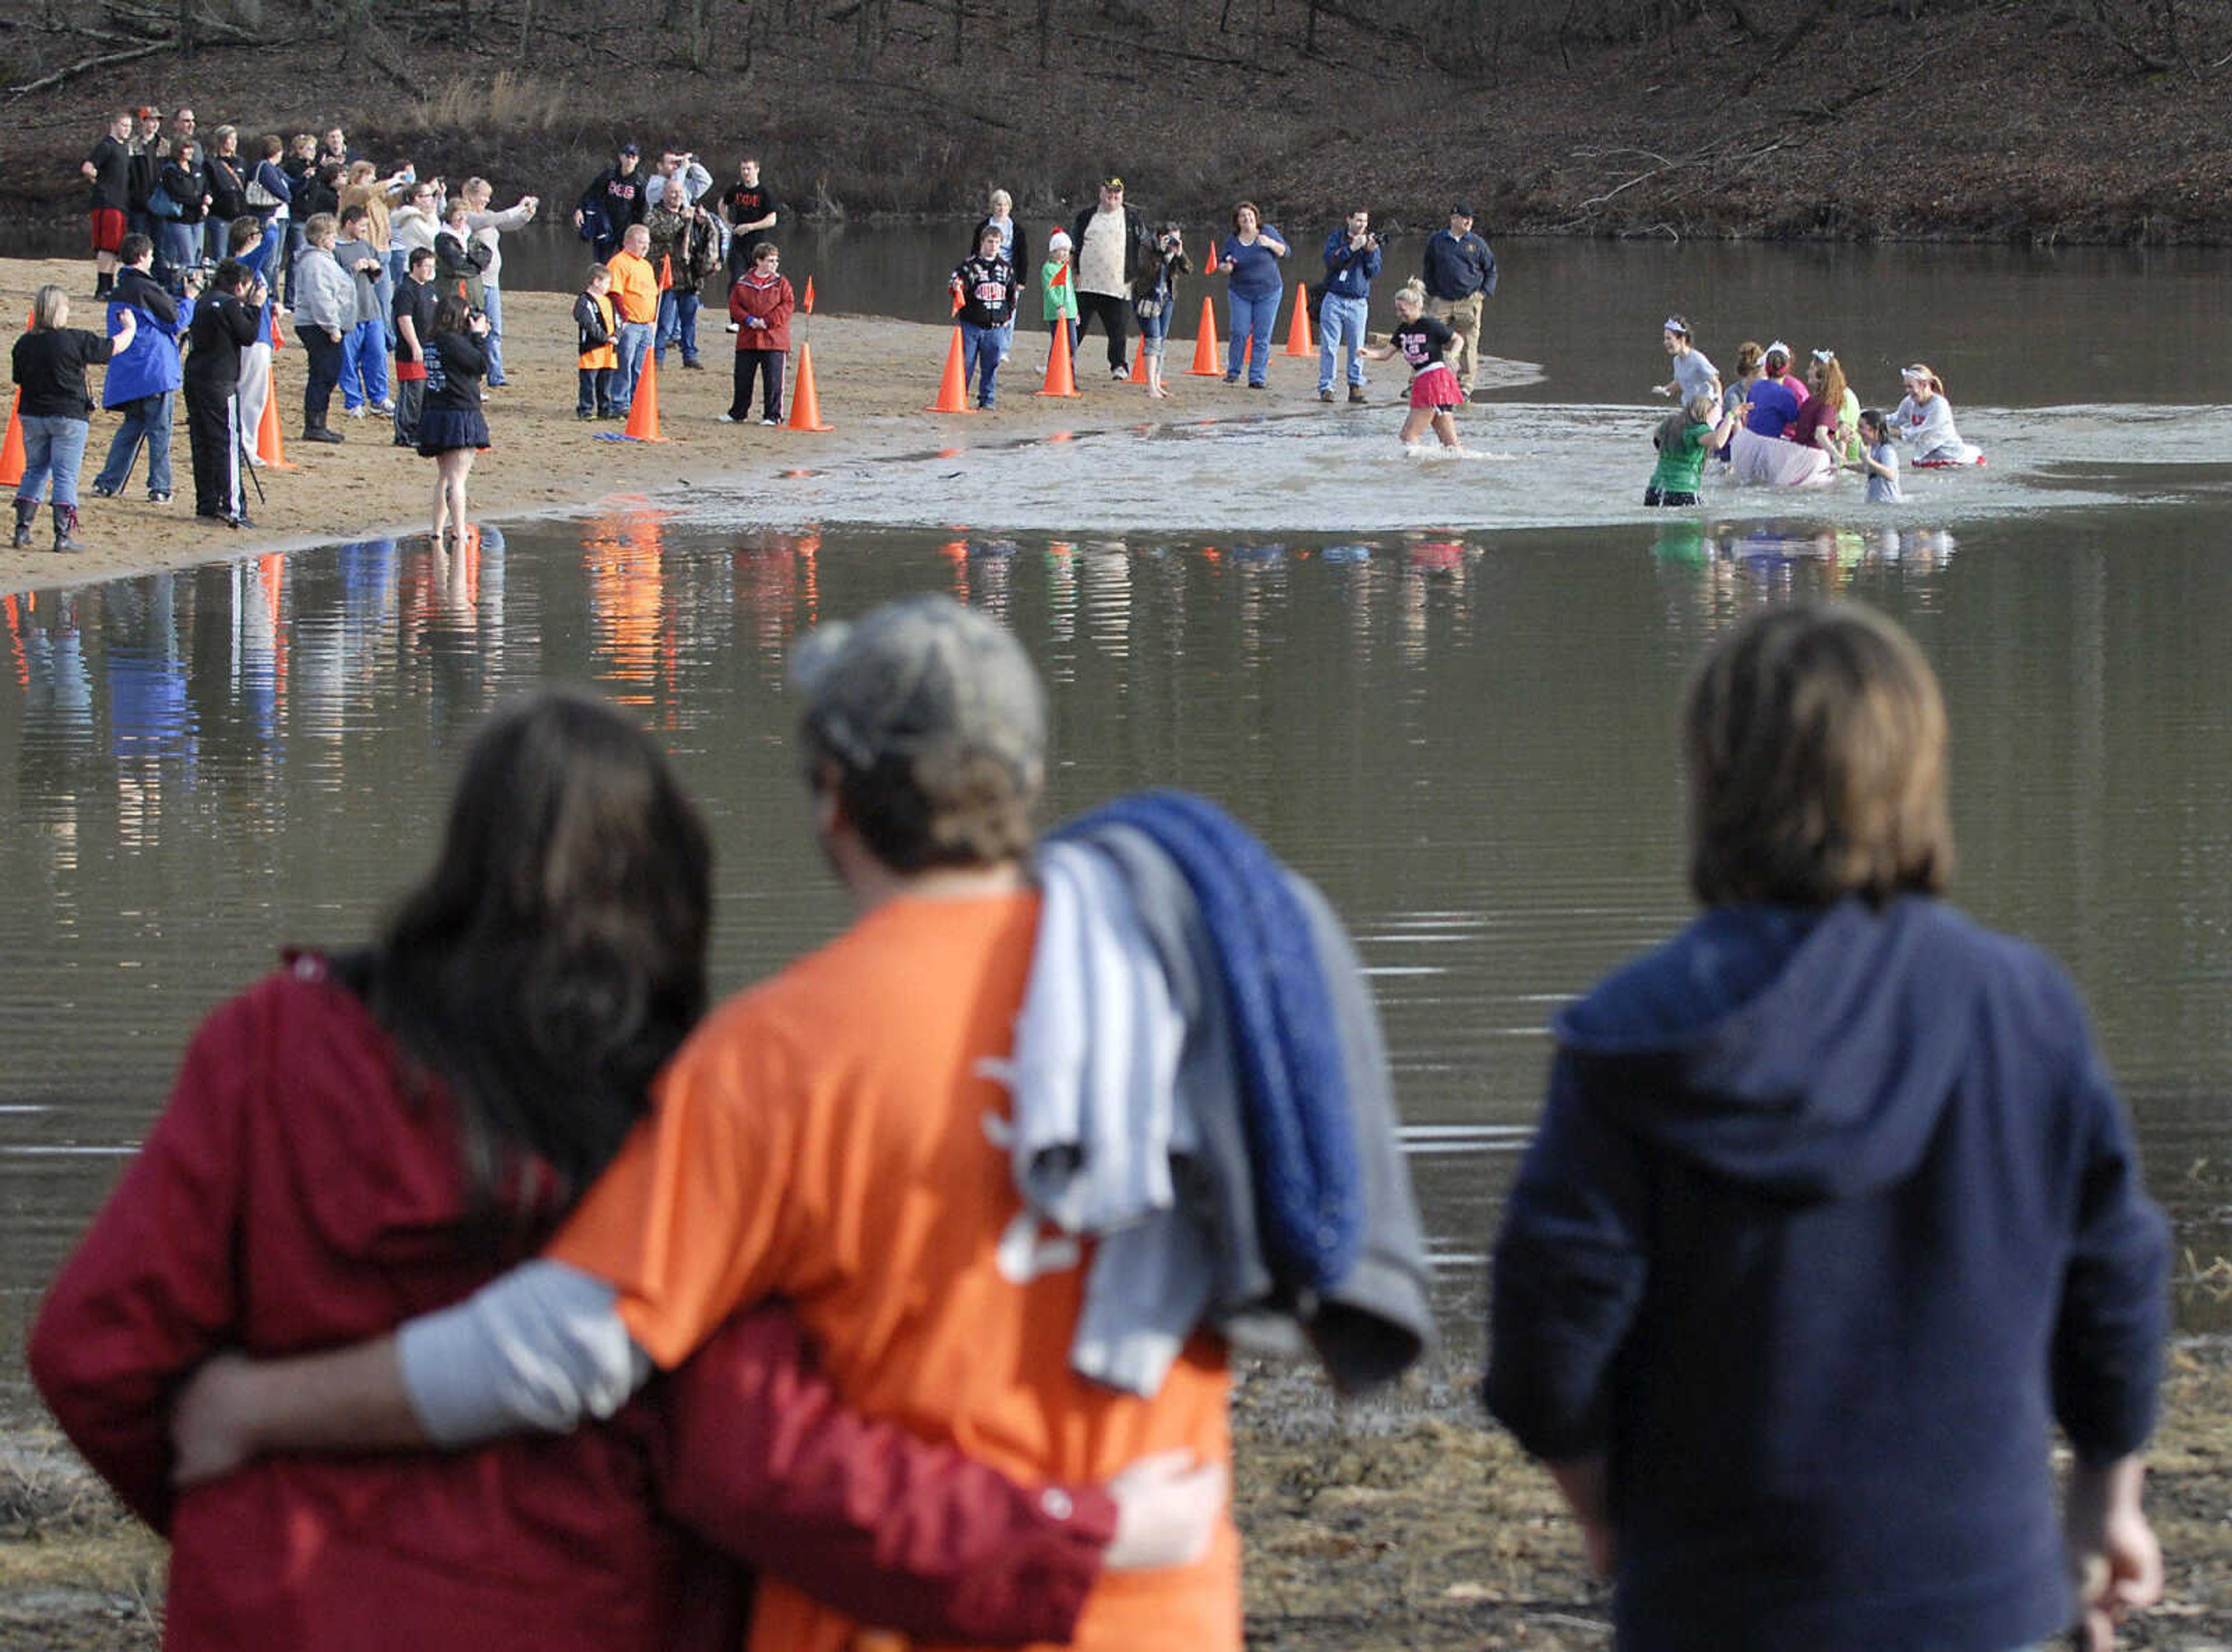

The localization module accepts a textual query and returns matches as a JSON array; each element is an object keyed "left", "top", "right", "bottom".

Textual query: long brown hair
[
  {"left": 362, "top": 691, "right": 713, "bottom": 1204},
  {"left": 1685, "top": 603, "right": 1954, "bottom": 909}
]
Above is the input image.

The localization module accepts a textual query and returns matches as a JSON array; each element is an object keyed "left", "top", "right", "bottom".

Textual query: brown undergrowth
[
  {"left": 4, "top": 0, "right": 2232, "bottom": 244},
  {"left": 8, "top": 1339, "right": 2232, "bottom": 1650}
]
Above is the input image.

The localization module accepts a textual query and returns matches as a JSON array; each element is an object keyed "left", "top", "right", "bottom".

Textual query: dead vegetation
[
  {"left": 2, "top": 0, "right": 2231, "bottom": 241},
  {"left": 8, "top": 1339, "right": 2232, "bottom": 1649}
]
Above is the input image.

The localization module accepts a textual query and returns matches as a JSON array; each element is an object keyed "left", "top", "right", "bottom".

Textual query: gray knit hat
[{"left": 789, "top": 594, "right": 1047, "bottom": 784}]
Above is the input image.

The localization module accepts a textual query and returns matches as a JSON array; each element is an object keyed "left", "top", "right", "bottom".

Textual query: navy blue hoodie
[{"left": 1485, "top": 896, "right": 2169, "bottom": 1652}]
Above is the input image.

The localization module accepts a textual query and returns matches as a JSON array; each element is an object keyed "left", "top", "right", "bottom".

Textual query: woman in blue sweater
[
  {"left": 1485, "top": 601, "right": 2169, "bottom": 1652},
  {"left": 1216, "top": 202, "right": 1287, "bottom": 389}
]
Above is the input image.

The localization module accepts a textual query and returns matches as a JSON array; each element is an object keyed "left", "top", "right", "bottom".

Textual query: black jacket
[
  {"left": 1068, "top": 203, "right": 1150, "bottom": 285},
  {"left": 185, "top": 291, "right": 260, "bottom": 389}
]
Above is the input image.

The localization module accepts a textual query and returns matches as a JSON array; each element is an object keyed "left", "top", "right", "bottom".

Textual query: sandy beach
[{"left": 0, "top": 256, "right": 1539, "bottom": 595}]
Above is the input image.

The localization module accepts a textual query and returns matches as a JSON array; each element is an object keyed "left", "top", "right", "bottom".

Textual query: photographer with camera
[
  {"left": 184, "top": 258, "right": 264, "bottom": 527},
  {"left": 1318, "top": 209, "right": 1382, "bottom": 405},
  {"left": 1129, "top": 222, "right": 1189, "bottom": 400}
]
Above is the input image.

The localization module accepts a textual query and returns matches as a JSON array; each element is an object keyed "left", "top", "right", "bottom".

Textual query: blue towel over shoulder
[{"left": 1055, "top": 790, "right": 1362, "bottom": 1291}]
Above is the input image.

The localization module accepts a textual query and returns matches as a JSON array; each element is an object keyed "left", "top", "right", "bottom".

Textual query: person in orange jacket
[
  {"left": 722, "top": 240, "right": 795, "bottom": 427},
  {"left": 603, "top": 224, "right": 659, "bottom": 417}
]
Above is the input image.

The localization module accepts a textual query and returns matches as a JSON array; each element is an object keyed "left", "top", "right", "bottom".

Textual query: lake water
[{"left": 6, "top": 235, "right": 2232, "bottom": 1414}]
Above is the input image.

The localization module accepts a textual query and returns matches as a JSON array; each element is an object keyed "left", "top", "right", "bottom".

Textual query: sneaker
[
  {"left": 90, "top": 483, "right": 120, "bottom": 499},
  {"left": 577, "top": 409, "right": 595, "bottom": 421},
  {"left": 345, "top": 405, "right": 366, "bottom": 419},
  {"left": 760, "top": 416, "right": 780, "bottom": 427},
  {"left": 373, "top": 400, "right": 396, "bottom": 414},
  {"left": 725, "top": 320, "right": 739, "bottom": 333},
  {"left": 977, "top": 401, "right": 994, "bottom": 410},
  {"left": 148, "top": 491, "right": 171, "bottom": 504},
  {"left": 1249, "top": 381, "right": 1268, "bottom": 391},
  {"left": 1318, "top": 388, "right": 1335, "bottom": 403},
  {"left": 1224, "top": 374, "right": 1238, "bottom": 385},
  {"left": 682, "top": 359, "right": 704, "bottom": 370},
  {"left": 227, "top": 514, "right": 255, "bottom": 531},
  {"left": 1110, "top": 365, "right": 1129, "bottom": 382},
  {"left": 717, "top": 412, "right": 738, "bottom": 424},
  {"left": 1348, "top": 386, "right": 1368, "bottom": 404}
]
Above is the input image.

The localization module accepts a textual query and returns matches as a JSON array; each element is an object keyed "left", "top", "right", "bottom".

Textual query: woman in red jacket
[
  {"left": 29, "top": 689, "right": 1214, "bottom": 1651},
  {"left": 722, "top": 239, "right": 795, "bottom": 425}
]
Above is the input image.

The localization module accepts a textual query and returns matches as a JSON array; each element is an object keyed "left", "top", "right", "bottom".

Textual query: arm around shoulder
[{"left": 28, "top": 995, "right": 264, "bottom": 1529}]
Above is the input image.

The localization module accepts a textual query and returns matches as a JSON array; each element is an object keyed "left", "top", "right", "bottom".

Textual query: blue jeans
[
  {"left": 252, "top": 217, "right": 285, "bottom": 289},
  {"left": 16, "top": 416, "right": 91, "bottom": 508},
  {"left": 613, "top": 321, "right": 653, "bottom": 412},
  {"left": 156, "top": 221, "right": 198, "bottom": 288},
  {"left": 1318, "top": 294, "right": 1369, "bottom": 392},
  {"left": 94, "top": 393, "right": 173, "bottom": 496},
  {"left": 203, "top": 217, "right": 230, "bottom": 263},
  {"left": 1227, "top": 288, "right": 1279, "bottom": 384},
  {"left": 340, "top": 319, "right": 389, "bottom": 409},
  {"left": 657, "top": 290, "right": 701, "bottom": 365},
  {"left": 482, "top": 281, "right": 506, "bottom": 385},
  {"left": 1139, "top": 302, "right": 1172, "bottom": 355},
  {"left": 960, "top": 320, "right": 1004, "bottom": 406},
  {"left": 282, "top": 219, "right": 305, "bottom": 306}
]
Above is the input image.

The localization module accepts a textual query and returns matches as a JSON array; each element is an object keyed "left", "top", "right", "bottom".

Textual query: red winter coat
[
  {"left": 729, "top": 271, "right": 795, "bottom": 352},
  {"left": 28, "top": 955, "right": 1112, "bottom": 1652}
]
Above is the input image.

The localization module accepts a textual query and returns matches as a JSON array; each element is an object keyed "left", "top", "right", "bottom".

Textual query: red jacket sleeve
[
  {"left": 654, "top": 1304, "right": 1115, "bottom": 1646},
  {"left": 26, "top": 992, "right": 259, "bottom": 1533}
]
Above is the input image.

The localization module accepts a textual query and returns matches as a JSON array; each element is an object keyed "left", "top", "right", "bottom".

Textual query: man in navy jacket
[{"left": 1419, "top": 203, "right": 1496, "bottom": 398}]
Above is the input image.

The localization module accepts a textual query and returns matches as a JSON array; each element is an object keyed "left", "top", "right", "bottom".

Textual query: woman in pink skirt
[{"left": 1362, "top": 278, "right": 1464, "bottom": 451}]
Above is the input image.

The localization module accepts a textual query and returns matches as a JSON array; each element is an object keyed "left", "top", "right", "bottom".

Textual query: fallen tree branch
[{"left": 5, "top": 38, "right": 173, "bottom": 99}]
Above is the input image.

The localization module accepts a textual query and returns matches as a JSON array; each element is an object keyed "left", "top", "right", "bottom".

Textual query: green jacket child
[{"left": 1040, "top": 235, "right": 1079, "bottom": 327}]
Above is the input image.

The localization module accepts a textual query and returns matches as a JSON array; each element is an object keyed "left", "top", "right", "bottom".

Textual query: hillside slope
[{"left": 4, "top": 0, "right": 2229, "bottom": 242}]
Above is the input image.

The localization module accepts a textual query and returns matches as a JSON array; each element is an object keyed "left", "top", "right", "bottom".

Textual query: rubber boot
[
  {"left": 10, "top": 498, "right": 34, "bottom": 549},
  {"left": 52, "top": 503, "right": 85, "bottom": 553}
]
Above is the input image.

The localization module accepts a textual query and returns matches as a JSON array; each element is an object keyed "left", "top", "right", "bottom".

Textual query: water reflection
[{"left": 14, "top": 506, "right": 2232, "bottom": 1409}]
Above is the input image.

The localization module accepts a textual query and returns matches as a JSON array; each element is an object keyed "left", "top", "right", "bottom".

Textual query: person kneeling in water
[
  {"left": 1645, "top": 394, "right": 1738, "bottom": 507},
  {"left": 1894, "top": 363, "right": 1985, "bottom": 467},
  {"left": 1360, "top": 278, "right": 1464, "bottom": 452}
]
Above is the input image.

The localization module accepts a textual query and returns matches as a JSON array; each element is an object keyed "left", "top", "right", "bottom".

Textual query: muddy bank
[{"left": 8, "top": 1339, "right": 2232, "bottom": 1649}]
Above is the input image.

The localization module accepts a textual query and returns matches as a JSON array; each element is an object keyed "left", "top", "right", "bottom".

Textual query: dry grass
[{"left": 408, "top": 70, "right": 573, "bottom": 137}]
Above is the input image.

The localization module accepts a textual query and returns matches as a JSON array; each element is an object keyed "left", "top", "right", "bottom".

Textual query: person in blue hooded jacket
[
  {"left": 1485, "top": 600, "right": 2170, "bottom": 1652},
  {"left": 91, "top": 233, "right": 192, "bottom": 504}
]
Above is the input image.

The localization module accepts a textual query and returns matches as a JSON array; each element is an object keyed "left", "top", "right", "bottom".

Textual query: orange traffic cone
[
  {"left": 267, "top": 301, "right": 284, "bottom": 352},
  {"left": 256, "top": 373, "right": 298, "bottom": 471},
  {"left": 928, "top": 326, "right": 971, "bottom": 413},
  {"left": 1186, "top": 297, "right": 1223, "bottom": 377},
  {"left": 1283, "top": 287, "right": 1315, "bottom": 356},
  {"left": 801, "top": 277, "right": 816, "bottom": 315},
  {"left": 1129, "top": 342, "right": 1149, "bottom": 384},
  {"left": 621, "top": 355, "right": 668, "bottom": 442},
  {"left": 786, "top": 341, "right": 834, "bottom": 431},
  {"left": 1204, "top": 242, "right": 1219, "bottom": 275},
  {"left": 1036, "top": 322, "right": 1082, "bottom": 399},
  {"left": 0, "top": 391, "right": 23, "bottom": 489}
]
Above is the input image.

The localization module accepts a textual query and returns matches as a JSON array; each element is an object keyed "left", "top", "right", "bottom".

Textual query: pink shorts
[{"left": 1408, "top": 364, "right": 1461, "bottom": 411}]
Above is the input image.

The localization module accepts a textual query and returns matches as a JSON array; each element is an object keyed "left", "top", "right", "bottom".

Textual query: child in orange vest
[{"left": 574, "top": 263, "right": 618, "bottom": 420}]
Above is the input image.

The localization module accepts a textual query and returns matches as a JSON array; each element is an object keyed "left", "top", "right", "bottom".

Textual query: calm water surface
[{"left": 4, "top": 240, "right": 2231, "bottom": 1411}]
